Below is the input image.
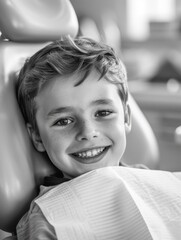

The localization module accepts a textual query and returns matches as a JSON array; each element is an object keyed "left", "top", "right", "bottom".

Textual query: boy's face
[{"left": 30, "top": 70, "right": 130, "bottom": 178}]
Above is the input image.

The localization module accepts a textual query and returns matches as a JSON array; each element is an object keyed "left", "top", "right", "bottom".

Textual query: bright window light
[{"left": 127, "top": 0, "right": 176, "bottom": 40}]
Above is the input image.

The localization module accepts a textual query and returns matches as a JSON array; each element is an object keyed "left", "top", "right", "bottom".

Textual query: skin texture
[{"left": 28, "top": 70, "right": 130, "bottom": 179}]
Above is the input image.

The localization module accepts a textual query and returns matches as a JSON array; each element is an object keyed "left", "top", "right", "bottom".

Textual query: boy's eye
[
  {"left": 95, "top": 110, "right": 113, "bottom": 117},
  {"left": 53, "top": 118, "right": 74, "bottom": 127}
]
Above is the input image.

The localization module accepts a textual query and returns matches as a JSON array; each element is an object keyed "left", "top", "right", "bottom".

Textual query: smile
[
  {"left": 71, "top": 146, "right": 109, "bottom": 164},
  {"left": 73, "top": 147, "right": 105, "bottom": 158}
]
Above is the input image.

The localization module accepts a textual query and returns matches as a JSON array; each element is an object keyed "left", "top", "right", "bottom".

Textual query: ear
[
  {"left": 26, "top": 123, "right": 45, "bottom": 152},
  {"left": 125, "top": 104, "right": 131, "bottom": 133}
]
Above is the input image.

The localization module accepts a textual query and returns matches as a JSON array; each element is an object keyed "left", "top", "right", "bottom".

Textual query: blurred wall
[{"left": 70, "top": 0, "right": 127, "bottom": 38}]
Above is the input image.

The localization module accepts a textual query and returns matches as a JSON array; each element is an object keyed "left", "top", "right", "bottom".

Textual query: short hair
[{"left": 16, "top": 36, "right": 128, "bottom": 131}]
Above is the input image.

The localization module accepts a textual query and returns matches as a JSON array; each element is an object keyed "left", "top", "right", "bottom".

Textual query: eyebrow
[
  {"left": 47, "top": 99, "right": 114, "bottom": 118},
  {"left": 47, "top": 107, "right": 74, "bottom": 118},
  {"left": 91, "top": 99, "right": 114, "bottom": 106}
]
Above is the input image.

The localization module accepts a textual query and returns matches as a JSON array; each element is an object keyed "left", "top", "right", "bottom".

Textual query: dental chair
[{"left": 0, "top": 0, "right": 159, "bottom": 238}]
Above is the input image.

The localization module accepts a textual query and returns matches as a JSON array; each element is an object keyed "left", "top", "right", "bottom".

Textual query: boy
[{"left": 16, "top": 36, "right": 132, "bottom": 239}]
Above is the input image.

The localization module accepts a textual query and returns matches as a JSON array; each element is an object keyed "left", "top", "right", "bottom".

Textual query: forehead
[{"left": 35, "top": 70, "right": 122, "bottom": 113}]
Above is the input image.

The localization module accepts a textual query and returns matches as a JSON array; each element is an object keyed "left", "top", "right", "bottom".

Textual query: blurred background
[{"left": 71, "top": 0, "right": 181, "bottom": 172}]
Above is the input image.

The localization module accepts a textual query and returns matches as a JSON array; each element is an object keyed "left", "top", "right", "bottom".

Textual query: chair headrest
[{"left": 0, "top": 0, "right": 79, "bottom": 42}]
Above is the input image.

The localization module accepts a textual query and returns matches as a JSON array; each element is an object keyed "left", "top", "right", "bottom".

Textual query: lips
[
  {"left": 71, "top": 146, "right": 109, "bottom": 164},
  {"left": 73, "top": 147, "right": 105, "bottom": 158}
]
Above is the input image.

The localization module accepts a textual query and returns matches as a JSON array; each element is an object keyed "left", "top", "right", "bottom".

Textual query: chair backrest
[
  {"left": 0, "top": 0, "right": 159, "bottom": 233},
  {"left": 0, "top": 0, "right": 78, "bottom": 233}
]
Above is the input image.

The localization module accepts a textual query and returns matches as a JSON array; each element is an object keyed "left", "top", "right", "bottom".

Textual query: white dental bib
[{"left": 35, "top": 167, "right": 181, "bottom": 240}]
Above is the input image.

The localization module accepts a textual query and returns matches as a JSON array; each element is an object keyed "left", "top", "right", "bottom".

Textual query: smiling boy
[
  {"left": 31, "top": 69, "right": 130, "bottom": 179},
  {"left": 16, "top": 36, "right": 131, "bottom": 238},
  {"left": 17, "top": 36, "right": 131, "bottom": 179}
]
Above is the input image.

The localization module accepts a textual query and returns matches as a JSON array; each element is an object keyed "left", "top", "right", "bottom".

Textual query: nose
[{"left": 76, "top": 120, "right": 100, "bottom": 141}]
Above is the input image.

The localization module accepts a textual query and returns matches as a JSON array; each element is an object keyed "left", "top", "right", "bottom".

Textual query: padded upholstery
[
  {"left": 0, "top": 42, "right": 60, "bottom": 233},
  {"left": 124, "top": 94, "right": 159, "bottom": 169},
  {"left": 0, "top": 0, "right": 78, "bottom": 41},
  {"left": 0, "top": 0, "right": 78, "bottom": 233}
]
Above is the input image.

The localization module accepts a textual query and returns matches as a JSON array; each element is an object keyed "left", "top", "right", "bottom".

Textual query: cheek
[
  {"left": 105, "top": 114, "right": 125, "bottom": 133},
  {"left": 42, "top": 136, "right": 65, "bottom": 169},
  {"left": 41, "top": 130, "right": 73, "bottom": 159},
  {"left": 113, "top": 124, "right": 127, "bottom": 159},
  {"left": 109, "top": 120, "right": 126, "bottom": 143}
]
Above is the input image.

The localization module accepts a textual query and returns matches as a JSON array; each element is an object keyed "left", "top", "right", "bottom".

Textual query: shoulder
[
  {"left": 16, "top": 185, "right": 57, "bottom": 240},
  {"left": 17, "top": 185, "right": 52, "bottom": 226}
]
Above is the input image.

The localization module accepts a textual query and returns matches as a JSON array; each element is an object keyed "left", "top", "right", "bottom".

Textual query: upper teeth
[{"left": 74, "top": 147, "right": 105, "bottom": 158}]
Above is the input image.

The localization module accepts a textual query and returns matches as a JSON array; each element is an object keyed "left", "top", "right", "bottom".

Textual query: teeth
[{"left": 74, "top": 147, "right": 105, "bottom": 158}]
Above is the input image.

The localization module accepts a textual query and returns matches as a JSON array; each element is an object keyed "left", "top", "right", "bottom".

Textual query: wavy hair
[{"left": 16, "top": 36, "right": 128, "bottom": 131}]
